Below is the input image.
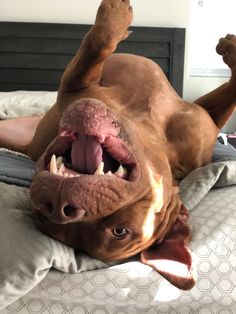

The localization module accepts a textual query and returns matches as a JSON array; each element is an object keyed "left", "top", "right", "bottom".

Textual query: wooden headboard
[{"left": 0, "top": 22, "right": 185, "bottom": 96}]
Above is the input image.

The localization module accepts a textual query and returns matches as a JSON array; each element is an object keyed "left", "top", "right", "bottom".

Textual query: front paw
[
  {"left": 216, "top": 34, "right": 236, "bottom": 70},
  {"left": 95, "top": 0, "right": 133, "bottom": 42}
]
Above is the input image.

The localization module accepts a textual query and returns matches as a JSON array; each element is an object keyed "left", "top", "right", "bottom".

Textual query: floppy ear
[{"left": 140, "top": 216, "right": 195, "bottom": 290}]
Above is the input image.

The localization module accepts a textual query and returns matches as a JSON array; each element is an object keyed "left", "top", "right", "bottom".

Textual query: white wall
[
  {"left": 184, "top": 0, "right": 236, "bottom": 132},
  {"left": 0, "top": 0, "right": 188, "bottom": 26},
  {"left": 0, "top": 0, "right": 235, "bottom": 131}
]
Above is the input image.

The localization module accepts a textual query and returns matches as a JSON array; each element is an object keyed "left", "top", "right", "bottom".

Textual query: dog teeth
[
  {"left": 94, "top": 161, "right": 105, "bottom": 175},
  {"left": 115, "top": 165, "right": 127, "bottom": 178},
  {"left": 58, "top": 163, "right": 65, "bottom": 176},
  {"left": 56, "top": 156, "right": 63, "bottom": 168},
  {"left": 49, "top": 155, "right": 67, "bottom": 177},
  {"left": 49, "top": 155, "right": 126, "bottom": 179},
  {"left": 94, "top": 162, "right": 127, "bottom": 178},
  {"left": 50, "top": 154, "right": 58, "bottom": 175}
]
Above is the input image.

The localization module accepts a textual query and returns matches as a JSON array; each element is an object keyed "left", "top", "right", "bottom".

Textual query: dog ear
[{"left": 140, "top": 217, "right": 195, "bottom": 290}]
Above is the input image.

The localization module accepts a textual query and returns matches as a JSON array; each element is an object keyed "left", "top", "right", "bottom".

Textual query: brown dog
[{"left": 1, "top": 0, "right": 236, "bottom": 290}]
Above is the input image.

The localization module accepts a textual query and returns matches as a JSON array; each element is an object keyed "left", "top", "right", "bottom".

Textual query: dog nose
[{"left": 37, "top": 202, "right": 86, "bottom": 224}]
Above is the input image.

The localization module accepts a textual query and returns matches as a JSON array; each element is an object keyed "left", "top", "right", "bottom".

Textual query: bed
[{"left": 0, "top": 22, "right": 236, "bottom": 313}]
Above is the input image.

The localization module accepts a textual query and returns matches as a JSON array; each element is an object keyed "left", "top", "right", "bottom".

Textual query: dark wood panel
[
  {"left": 152, "top": 57, "right": 169, "bottom": 70},
  {"left": 0, "top": 22, "right": 90, "bottom": 39},
  {"left": 0, "top": 22, "right": 178, "bottom": 41},
  {"left": 0, "top": 38, "right": 80, "bottom": 54},
  {"left": 0, "top": 38, "right": 170, "bottom": 58},
  {"left": 0, "top": 22, "right": 185, "bottom": 95},
  {"left": 117, "top": 42, "right": 170, "bottom": 57},
  {"left": 170, "top": 28, "right": 185, "bottom": 94},
  {"left": 0, "top": 69, "right": 62, "bottom": 85},
  {"left": 0, "top": 54, "right": 169, "bottom": 72},
  {"left": 0, "top": 83, "right": 58, "bottom": 91},
  {"left": 0, "top": 53, "right": 73, "bottom": 70}
]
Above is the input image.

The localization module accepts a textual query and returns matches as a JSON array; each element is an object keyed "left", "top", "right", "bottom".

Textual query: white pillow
[{"left": 0, "top": 91, "right": 57, "bottom": 119}]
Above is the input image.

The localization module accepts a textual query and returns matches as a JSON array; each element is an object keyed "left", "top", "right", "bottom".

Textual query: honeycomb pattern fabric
[{"left": 2, "top": 185, "right": 236, "bottom": 314}]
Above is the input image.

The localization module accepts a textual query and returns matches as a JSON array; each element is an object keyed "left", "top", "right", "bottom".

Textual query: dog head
[{"left": 30, "top": 98, "right": 195, "bottom": 289}]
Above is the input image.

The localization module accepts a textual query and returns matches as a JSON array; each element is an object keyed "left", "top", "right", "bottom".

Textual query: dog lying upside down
[{"left": 1, "top": 0, "right": 236, "bottom": 290}]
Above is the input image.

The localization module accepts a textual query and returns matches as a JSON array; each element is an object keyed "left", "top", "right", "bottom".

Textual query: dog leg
[
  {"left": 59, "top": 0, "right": 133, "bottom": 95},
  {"left": 27, "top": 0, "right": 133, "bottom": 160},
  {"left": 194, "top": 34, "right": 236, "bottom": 129}
]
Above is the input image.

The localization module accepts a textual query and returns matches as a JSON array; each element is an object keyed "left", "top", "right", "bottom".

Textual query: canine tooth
[
  {"left": 58, "top": 163, "right": 65, "bottom": 176},
  {"left": 116, "top": 165, "right": 127, "bottom": 178},
  {"left": 50, "top": 154, "right": 58, "bottom": 175},
  {"left": 94, "top": 161, "right": 105, "bottom": 175},
  {"left": 56, "top": 156, "right": 63, "bottom": 167}
]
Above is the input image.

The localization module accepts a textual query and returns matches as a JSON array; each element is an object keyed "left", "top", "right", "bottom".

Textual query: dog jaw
[{"left": 30, "top": 98, "right": 153, "bottom": 224}]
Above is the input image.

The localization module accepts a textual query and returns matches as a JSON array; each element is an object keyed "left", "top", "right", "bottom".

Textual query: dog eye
[{"left": 112, "top": 228, "right": 128, "bottom": 238}]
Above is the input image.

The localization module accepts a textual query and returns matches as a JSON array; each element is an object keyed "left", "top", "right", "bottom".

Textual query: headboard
[{"left": 0, "top": 22, "right": 185, "bottom": 96}]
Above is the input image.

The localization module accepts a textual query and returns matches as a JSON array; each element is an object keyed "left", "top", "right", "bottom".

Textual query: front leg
[
  {"left": 60, "top": 0, "right": 133, "bottom": 94},
  {"left": 195, "top": 34, "right": 236, "bottom": 129},
  {"left": 27, "top": 0, "right": 132, "bottom": 160}
]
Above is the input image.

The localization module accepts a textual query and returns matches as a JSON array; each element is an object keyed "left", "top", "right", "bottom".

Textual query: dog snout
[
  {"left": 35, "top": 201, "right": 86, "bottom": 224},
  {"left": 30, "top": 172, "right": 86, "bottom": 224}
]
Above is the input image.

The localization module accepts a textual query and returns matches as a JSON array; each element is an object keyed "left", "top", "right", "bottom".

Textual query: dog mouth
[
  {"left": 32, "top": 100, "right": 142, "bottom": 224},
  {"left": 37, "top": 130, "right": 139, "bottom": 182}
]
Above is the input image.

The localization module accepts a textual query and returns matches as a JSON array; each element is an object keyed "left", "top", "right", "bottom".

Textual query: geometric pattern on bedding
[{"left": 2, "top": 185, "right": 236, "bottom": 314}]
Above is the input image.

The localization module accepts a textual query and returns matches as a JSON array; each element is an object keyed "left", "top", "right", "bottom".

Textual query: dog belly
[
  {"left": 166, "top": 104, "right": 219, "bottom": 179},
  {"left": 100, "top": 53, "right": 179, "bottom": 108}
]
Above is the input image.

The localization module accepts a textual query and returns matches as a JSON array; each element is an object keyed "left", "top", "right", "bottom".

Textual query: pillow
[
  {"left": 0, "top": 91, "right": 57, "bottom": 119},
  {"left": 212, "top": 139, "right": 236, "bottom": 162},
  {"left": 0, "top": 182, "right": 113, "bottom": 310},
  {"left": 180, "top": 160, "right": 236, "bottom": 210},
  {"left": 0, "top": 150, "right": 35, "bottom": 187}
]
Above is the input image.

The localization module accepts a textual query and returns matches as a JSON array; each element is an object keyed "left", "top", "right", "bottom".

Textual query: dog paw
[
  {"left": 95, "top": 0, "right": 133, "bottom": 43},
  {"left": 216, "top": 34, "right": 236, "bottom": 71}
]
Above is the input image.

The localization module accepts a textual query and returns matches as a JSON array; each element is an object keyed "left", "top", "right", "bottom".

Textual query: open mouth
[{"left": 37, "top": 130, "right": 138, "bottom": 181}]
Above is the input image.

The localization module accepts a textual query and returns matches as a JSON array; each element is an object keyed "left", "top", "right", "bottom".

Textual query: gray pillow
[
  {"left": 212, "top": 139, "right": 236, "bottom": 162},
  {"left": 0, "top": 150, "right": 35, "bottom": 187},
  {"left": 0, "top": 183, "right": 111, "bottom": 310}
]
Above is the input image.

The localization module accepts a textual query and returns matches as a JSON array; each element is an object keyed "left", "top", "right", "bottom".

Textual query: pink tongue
[{"left": 71, "top": 135, "right": 102, "bottom": 174}]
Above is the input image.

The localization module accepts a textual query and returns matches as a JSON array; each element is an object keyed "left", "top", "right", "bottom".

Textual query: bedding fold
[
  {"left": 0, "top": 150, "right": 35, "bottom": 187},
  {"left": 180, "top": 160, "right": 236, "bottom": 210}
]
